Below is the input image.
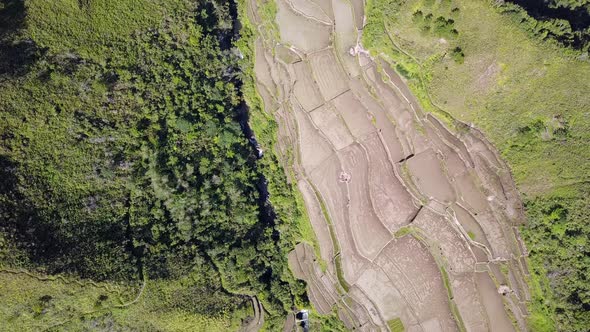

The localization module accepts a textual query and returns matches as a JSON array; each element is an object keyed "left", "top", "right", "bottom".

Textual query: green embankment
[
  {"left": 364, "top": 0, "right": 590, "bottom": 330},
  {"left": 387, "top": 317, "right": 405, "bottom": 332}
]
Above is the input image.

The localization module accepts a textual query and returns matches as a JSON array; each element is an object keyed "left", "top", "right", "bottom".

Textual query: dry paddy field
[{"left": 247, "top": 0, "right": 531, "bottom": 330}]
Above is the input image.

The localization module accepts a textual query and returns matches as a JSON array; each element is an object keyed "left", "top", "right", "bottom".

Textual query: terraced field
[{"left": 246, "top": 0, "right": 531, "bottom": 330}]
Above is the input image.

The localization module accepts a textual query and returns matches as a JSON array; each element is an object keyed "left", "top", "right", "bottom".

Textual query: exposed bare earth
[{"left": 247, "top": 0, "right": 530, "bottom": 331}]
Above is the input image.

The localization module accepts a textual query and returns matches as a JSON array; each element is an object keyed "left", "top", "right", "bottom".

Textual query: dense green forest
[
  {"left": 0, "top": 0, "right": 309, "bottom": 329},
  {"left": 503, "top": 0, "right": 590, "bottom": 50}
]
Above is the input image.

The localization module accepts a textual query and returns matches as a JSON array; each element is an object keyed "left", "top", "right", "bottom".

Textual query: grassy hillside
[
  {"left": 0, "top": 265, "right": 248, "bottom": 331},
  {"left": 363, "top": 0, "right": 590, "bottom": 331},
  {"left": 0, "top": 0, "right": 309, "bottom": 329}
]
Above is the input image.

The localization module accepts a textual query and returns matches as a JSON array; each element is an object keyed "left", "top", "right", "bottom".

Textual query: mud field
[{"left": 247, "top": 0, "right": 531, "bottom": 330}]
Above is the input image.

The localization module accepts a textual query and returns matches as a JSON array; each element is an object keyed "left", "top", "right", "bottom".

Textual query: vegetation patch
[
  {"left": 0, "top": 0, "right": 309, "bottom": 329},
  {"left": 387, "top": 317, "right": 405, "bottom": 332},
  {"left": 394, "top": 226, "right": 413, "bottom": 238}
]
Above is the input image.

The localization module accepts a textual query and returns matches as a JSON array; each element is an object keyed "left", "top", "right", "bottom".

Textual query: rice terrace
[
  {"left": 1, "top": 0, "right": 589, "bottom": 331},
  {"left": 250, "top": 0, "right": 530, "bottom": 330}
]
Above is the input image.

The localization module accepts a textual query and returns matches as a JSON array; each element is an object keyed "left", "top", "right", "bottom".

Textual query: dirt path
[
  {"left": 247, "top": 0, "right": 530, "bottom": 330},
  {"left": 241, "top": 296, "right": 265, "bottom": 332}
]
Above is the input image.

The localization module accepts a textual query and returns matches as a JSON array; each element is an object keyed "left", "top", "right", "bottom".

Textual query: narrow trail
[{"left": 240, "top": 296, "right": 265, "bottom": 332}]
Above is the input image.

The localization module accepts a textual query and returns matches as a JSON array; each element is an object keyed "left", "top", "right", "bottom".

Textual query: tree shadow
[
  {"left": 507, "top": 0, "right": 590, "bottom": 49},
  {"left": 0, "top": 0, "right": 41, "bottom": 77}
]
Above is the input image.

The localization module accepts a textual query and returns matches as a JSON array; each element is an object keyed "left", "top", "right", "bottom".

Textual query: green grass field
[
  {"left": 0, "top": 268, "right": 248, "bottom": 331},
  {"left": 364, "top": 0, "right": 590, "bottom": 330}
]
